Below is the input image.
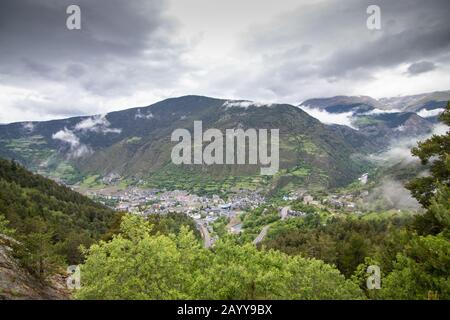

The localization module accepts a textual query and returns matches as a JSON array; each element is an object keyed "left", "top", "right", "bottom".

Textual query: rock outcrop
[{"left": 0, "top": 234, "right": 70, "bottom": 300}]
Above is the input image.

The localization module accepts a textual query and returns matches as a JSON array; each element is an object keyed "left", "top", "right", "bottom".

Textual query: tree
[
  {"left": 406, "top": 102, "right": 450, "bottom": 208},
  {"left": 380, "top": 234, "right": 450, "bottom": 300},
  {"left": 75, "top": 214, "right": 364, "bottom": 300},
  {"left": 412, "top": 184, "right": 450, "bottom": 236},
  {"left": 75, "top": 218, "right": 190, "bottom": 299},
  {"left": 379, "top": 111, "right": 450, "bottom": 299},
  {"left": 0, "top": 213, "right": 15, "bottom": 237},
  {"left": 16, "top": 216, "right": 64, "bottom": 280}
]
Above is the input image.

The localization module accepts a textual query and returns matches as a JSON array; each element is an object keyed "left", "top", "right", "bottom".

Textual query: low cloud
[
  {"left": 52, "top": 128, "right": 91, "bottom": 158},
  {"left": 74, "top": 114, "right": 121, "bottom": 134},
  {"left": 21, "top": 122, "right": 35, "bottom": 133},
  {"left": 367, "top": 179, "right": 421, "bottom": 210},
  {"left": 368, "top": 140, "right": 418, "bottom": 165},
  {"left": 362, "top": 108, "right": 402, "bottom": 115},
  {"left": 135, "top": 109, "right": 154, "bottom": 120},
  {"left": 52, "top": 114, "right": 121, "bottom": 158},
  {"left": 299, "top": 105, "right": 357, "bottom": 129},
  {"left": 223, "top": 100, "right": 273, "bottom": 109},
  {"left": 417, "top": 108, "right": 445, "bottom": 118},
  {"left": 363, "top": 123, "right": 448, "bottom": 211},
  {"left": 368, "top": 123, "right": 449, "bottom": 165}
]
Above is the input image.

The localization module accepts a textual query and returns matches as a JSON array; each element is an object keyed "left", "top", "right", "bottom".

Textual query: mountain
[
  {"left": 301, "top": 90, "right": 450, "bottom": 114},
  {"left": 0, "top": 96, "right": 376, "bottom": 193},
  {"left": 299, "top": 91, "right": 449, "bottom": 145},
  {"left": 300, "top": 95, "right": 380, "bottom": 114},
  {"left": 378, "top": 90, "right": 450, "bottom": 113},
  {"left": 352, "top": 112, "right": 434, "bottom": 145}
]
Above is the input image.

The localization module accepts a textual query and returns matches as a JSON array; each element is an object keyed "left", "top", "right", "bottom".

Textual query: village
[
  {"left": 83, "top": 187, "right": 266, "bottom": 246},
  {"left": 75, "top": 172, "right": 370, "bottom": 247}
]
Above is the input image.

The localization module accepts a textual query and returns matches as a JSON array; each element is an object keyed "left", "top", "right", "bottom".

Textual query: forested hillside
[
  {"left": 0, "top": 158, "right": 118, "bottom": 278},
  {"left": 74, "top": 215, "right": 364, "bottom": 300}
]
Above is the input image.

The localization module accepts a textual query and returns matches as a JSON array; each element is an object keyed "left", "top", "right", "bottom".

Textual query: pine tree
[
  {"left": 406, "top": 101, "right": 450, "bottom": 208},
  {"left": 406, "top": 102, "right": 450, "bottom": 236}
]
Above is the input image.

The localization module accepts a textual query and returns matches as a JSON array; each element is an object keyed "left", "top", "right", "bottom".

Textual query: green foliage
[
  {"left": 412, "top": 184, "right": 450, "bottom": 236},
  {"left": 406, "top": 102, "right": 450, "bottom": 208},
  {"left": 373, "top": 103, "right": 449, "bottom": 299},
  {"left": 380, "top": 234, "right": 450, "bottom": 300},
  {"left": 351, "top": 257, "right": 382, "bottom": 299},
  {"left": 211, "top": 216, "right": 229, "bottom": 238},
  {"left": 0, "top": 159, "right": 117, "bottom": 277},
  {"left": 0, "top": 213, "right": 15, "bottom": 236},
  {"left": 242, "top": 205, "right": 280, "bottom": 230},
  {"left": 290, "top": 201, "right": 317, "bottom": 214},
  {"left": 146, "top": 212, "right": 201, "bottom": 239},
  {"left": 75, "top": 215, "right": 363, "bottom": 300},
  {"left": 263, "top": 214, "right": 413, "bottom": 277}
]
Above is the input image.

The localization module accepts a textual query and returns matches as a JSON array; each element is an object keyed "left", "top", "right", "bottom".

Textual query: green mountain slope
[
  {"left": 0, "top": 96, "right": 377, "bottom": 193},
  {"left": 0, "top": 158, "right": 117, "bottom": 271}
]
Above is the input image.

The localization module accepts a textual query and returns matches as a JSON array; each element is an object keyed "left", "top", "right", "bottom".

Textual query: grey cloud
[
  {"left": 322, "top": 22, "right": 449, "bottom": 78},
  {"left": 1, "top": 0, "right": 449, "bottom": 123},
  {"left": 407, "top": 61, "right": 436, "bottom": 76},
  {"left": 0, "top": 0, "right": 173, "bottom": 62},
  {"left": 240, "top": 0, "right": 450, "bottom": 98},
  {"left": 0, "top": 0, "right": 191, "bottom": 101}
]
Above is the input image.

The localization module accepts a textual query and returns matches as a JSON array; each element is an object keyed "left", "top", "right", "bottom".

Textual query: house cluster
[
  {"left": 302, "top": 194, "right": 321, "bottom": 206},
  {"left": 90, "top": 188, "right": 265, "bottom": 236},
  {"left": 285, "top": 208, "right": 308, "bottom": 218},
  {"left": 282, "top": 189, "right": 363, "bottom": 213},
  {"left": 228, "top": 192, "right": 265, "bottom": 210},
  {"left": 282, "top": 190, "right": 320, "bottom": 206},
  {"left": 324, "top": 194, "right": 357, "bottom": 212},
  {"left": 102, "top": 173, "right": 122, "bottom": 185}
]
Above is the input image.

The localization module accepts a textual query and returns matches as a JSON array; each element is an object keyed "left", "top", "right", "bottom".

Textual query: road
[
  {"left": 197, "top": 222, "right": 213, "bottom": 249},
  {"left": 253, "top": 225, "right": 270, "bottom": 245},
  {"left": 253, "top": 206, "right": 290, "bottom": 245}
]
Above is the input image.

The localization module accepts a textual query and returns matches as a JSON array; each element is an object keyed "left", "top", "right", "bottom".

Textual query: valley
[
  {"left": 0, "top": 93, "right": 448, "bottom": 300},
  {"left": 1, "top": 91, "right": 447, "bottom": 199}
]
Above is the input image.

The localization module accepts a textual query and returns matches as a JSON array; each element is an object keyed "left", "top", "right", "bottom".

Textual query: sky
[{"left": 0, "top": 0, "right": 449, "bottom": 123}]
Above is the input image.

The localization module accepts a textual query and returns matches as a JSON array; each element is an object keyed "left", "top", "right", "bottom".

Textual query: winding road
[
  {"left": 197, "top": 222, "right": 212, "bottom": 248},
  {"left": 253, "top": 225, "right": 270, "bottom": 245},
  {"left": 253, "top": 206, "right": 290, "bottom": 245},
  {"left": 197, "top": 206, "right": 290, "bottom": 248}
]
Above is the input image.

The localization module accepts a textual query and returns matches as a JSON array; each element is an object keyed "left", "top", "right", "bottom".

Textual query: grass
[{"left": 80, "top": 175, "right": 105, "bottom": 189}]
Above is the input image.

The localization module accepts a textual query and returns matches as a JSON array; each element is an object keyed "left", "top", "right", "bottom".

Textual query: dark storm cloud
[
  {"left": 1, "top": 0, "right": 449, "bottom": 123},
  {"left": 241, "top": 0, "right": 450, "bottom": 98},
  {"left": 0, "top": 0, "right": 173, "bottom": 60},
  {"left": 321, "top": 10, "right": 450, "bottom": 78},
  {"left": 407, "top": 61, "right": 436, "bottom": 76},
  {"left": 0, "top": 0, "right": 189, "bottom": 98}
]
